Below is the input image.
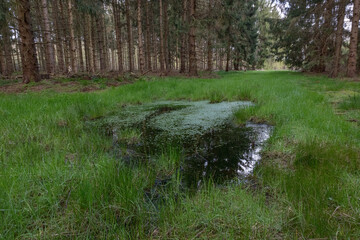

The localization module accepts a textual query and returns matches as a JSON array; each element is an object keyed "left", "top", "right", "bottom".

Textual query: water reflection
[{"left": 92, "top": 101, "right": 272, "bottom": 187}]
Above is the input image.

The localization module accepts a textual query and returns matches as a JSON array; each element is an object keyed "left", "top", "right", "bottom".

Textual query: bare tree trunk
[
  {"left": 17, "top": 0, "right": 40, "bottom": 83},
  {"left": 53, "top": 0, "right": 65, "bottom": 73},
  {"left": 226, "top": 43, "right": 230, "bottom": 72},
  {"left": 2, "top": 26, "right": 14, "bottom": 76},
  {"left": 207, "top": 0, "right": 213, "bottom": 71},
  {"left": 159, "top": 0, "right": 165, "bottom": 72},
  {"left": 78, "top": 37, "right": 84, "bottom": 72},
  {"left": 91, "top": 16, "right": 98, "bottom": 72},
  {"left": 41, "top": 0, "right": 55, "bottom": 75},
  {"left": 219, "top": 48, "right": 223, "bottom": 70},
  {"left": 207, "top": 39, "right": 212, "bottom": 71},
  {"left": 68, "top": 0, "right": 77, "bottom": 73},
  {"left": 318, "top": 0, "right": 333, "bottom": 73},
  {"left": 84, "top": 14, "right": 94, "bottom": 73},
  {"left": 59, "top": 0, "right": 70, "bottom": 72},
  {"left": 150, "top": 2, "right": 157, "bottom": 71},
  {"left": 331, "top": 0, "right": 347, "bottom": 78},
  {"left": 347, "top": 0, "right": 360, "bottom": 77},
  {"left": 83, "top": 14, "right": 90, "bottom": 72},
  {"left": 188, "top": 0, "right": 197, "bottom": 75},
  {"left": 125, "top": 0, "right": 134, "bottom": 72},
  {"left": 96, "top": 14, "right": 106, "bottom": 72},
  {"left": 39, "top": 39, "right": 46, "bottom": 72},
  {"left": 0, "top": 49, "right": 4, "bottom": 76},
  {"left": 102, "top": 13, "right": 109, "bottom": 71},
  {"left": 163, "top": 0, "right": 170, "bottom": 71},
  {"left": 15, "top": 34, "right": 22, "bottom": 72},
  {"left": 113, "top": 0, "right": 124, "bottom": 73},
  {"left": 180, "top": 0, "right": 187, "bottom": 73},
  {"left": 137, "top": 0, "right": 145, "bottom": 73},
  {"left": 145, "top": 0, "right": 152, "bottom": 71}
]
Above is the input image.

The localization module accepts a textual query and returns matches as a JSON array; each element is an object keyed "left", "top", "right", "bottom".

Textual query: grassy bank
[{"left": 0, "top": 71, "right": 359, "bottom": 239}]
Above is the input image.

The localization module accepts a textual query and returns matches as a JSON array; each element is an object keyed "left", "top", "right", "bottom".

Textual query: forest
[
  {"left": 0, "top": 0, "right": 359, "bottom": 80},
  {"left": 0, "top": 0, "right": 360, "bottom": 239}
]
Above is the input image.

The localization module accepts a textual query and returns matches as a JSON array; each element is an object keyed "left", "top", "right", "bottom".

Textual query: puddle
[{"left": 89, "top": 101, "right": 272, "bottom": 187}]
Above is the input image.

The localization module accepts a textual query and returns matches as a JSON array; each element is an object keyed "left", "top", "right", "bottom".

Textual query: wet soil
[{"left": 90, "top": 101, "right": 272, "bottom": 188}]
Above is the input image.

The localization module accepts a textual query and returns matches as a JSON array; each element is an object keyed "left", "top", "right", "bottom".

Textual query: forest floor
[
  {"left": 0, "top": 76, "right": 129, "bottom": 93},
  {"left": 0, "top": 71, "right": 359, "bottom": 239},
  {"left": 0, "top": 71, "right": 218, "bottom": 94}
]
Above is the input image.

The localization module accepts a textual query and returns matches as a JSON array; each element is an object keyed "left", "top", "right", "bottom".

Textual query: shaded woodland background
[{"left": 0, "top": 0, "right": 359, "bottom": 83}]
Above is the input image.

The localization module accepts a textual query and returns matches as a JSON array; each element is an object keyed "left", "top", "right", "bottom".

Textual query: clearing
[{"left": 0, "top": 71, "right": 359, "bottom": 239}]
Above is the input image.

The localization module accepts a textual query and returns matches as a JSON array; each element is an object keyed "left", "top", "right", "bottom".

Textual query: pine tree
[
  {"left": 16, "top": 0, "right": 40, "bottom": 83},
  {"left": 347, "top": 0, "right": 360, "bottom": 77}
]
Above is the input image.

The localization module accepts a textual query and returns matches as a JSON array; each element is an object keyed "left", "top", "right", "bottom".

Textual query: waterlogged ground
[
  {"left": 2, "top": 72, "right": 360, "bottom": 239},
  {"left": 90, "top": 101, "right": 272, "bottom": 187}
]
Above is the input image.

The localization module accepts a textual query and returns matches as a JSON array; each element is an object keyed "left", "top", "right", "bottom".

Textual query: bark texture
[
  {"left": 137, "top": 0, "right": 145, "bottom": 73},
  {"left": 68, "top": 0, "right": 77, "bottom": 73},
  {"left": 188, "top": 0, "right": 197, "bottom": 75},
  {"left": 347, "top": 0, "right": 360, "bottom": 77},
  {"left": 41, "top": 0, "right": 55, "bottom": 75},
  {"left": 159, "top": 0, "right": 165, "bottom": 72},
  {"left": 113, "top": 0, "right": 123, "bottom": 73},
  {"left": 125, "top": 0, "right": 134, "bottom": 72},
  {"left": 180, "top": 0, "right": 187, "bottom": 73},
  {"left": 16, "top": 0, "right": 40, "bottom": 83},
  {"left": 331, "top": 0, "right": 347, "bottom": 77}
]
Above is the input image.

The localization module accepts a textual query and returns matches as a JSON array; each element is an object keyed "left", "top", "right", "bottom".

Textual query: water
[{"left": 90, "top": 101, "right": 272, "bottom": 187}]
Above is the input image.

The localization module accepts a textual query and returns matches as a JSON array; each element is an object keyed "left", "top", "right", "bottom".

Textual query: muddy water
[{"left": 91, "top": 101, "right": 272, "bottom": 187}]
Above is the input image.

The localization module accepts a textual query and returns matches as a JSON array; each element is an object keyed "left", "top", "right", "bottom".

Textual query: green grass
[
  {"left": 0, "top": 71, "right": 359, "bottom": 239},
  {"left": 339, "top": 94, "right": 360, "bottom": 110}
]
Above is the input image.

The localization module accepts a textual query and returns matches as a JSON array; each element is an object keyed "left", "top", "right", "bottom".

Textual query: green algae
[
  {"left": 91, "top": 100, "right": 254, "bottom": 139},
  {"left": 88, "top": 100, "right": 272, "bottom": 187}
]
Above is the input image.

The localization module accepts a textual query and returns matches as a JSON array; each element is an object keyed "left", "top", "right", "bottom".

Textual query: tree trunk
[
  {"left": 84, "top": 14, "right": 94, "bottom": 73},
  {"left": 145, "top": 0, "right": 152, "bottom": 71},
  {"left": 53, "top": 0, "right": 65, "bottom": 73},
  {"left": 0, "top": 49, "right": 4, "bottom": 76},
  {"left": 2, "top": 26, "right": 14, "bottom": 76},
  {"left": 331, "top": 0, "right": 347, "bottom": 78},
  {"left": 347, "top": 0, "right": 360, "bottom": 77},
  {"left": 78, "top": 37, "right": 84, "bottom": 72},
  {"left": 125, "top": 0, "right": 134, "bottom": 72},
  {"left": 39, "top": 38, "right": 46, "bottom": 72},
  {"left": 188, "top": 0, "right": 197, "bottom": 75},
  {"left": 113, "top": 0, "right": 124, "bottom": 73},
  {"left": 207, "top": 0, "right": 213, "bottom": 71},
  {"left": 219, "top": 48, "right": 223, "bottom": 70},
  {"left": 102, "top": 13, "right": 109, "bottom": 72},
  {"left": 41, "top": 0, "right": 55, "bottom": 75},
  {"left": 318, "top": 0, "right": 333, "bottom": 73},
  {"left": 180, "top": 0, "right": 187, "bottom": 73},
  {"left": 68, "top": 0, "right": 77, "bottom": 73},
  {"left": 15, "top": 34, "right": 22, "bottom": 72},
  {"left": 96, "top": 14, "right": 106, "bottom": 72},
  {"left": 163, "top": 0, "right": 170, "bottom": 71},
  {"left": 150, "top": 1, "right": 157, "bottom": 71},
  {"left": 226, "top": 43, "right": 230, "bottom": 72},
  {"left": 91, "top": 16, "right": 98, "bottom": 72},
  {"left": 137, "top": 0, "right": 145, "bottom": 73},
  {"left": 16, "top": 0, "right": 40, "bottom": 83},
  {"left": 59, "top": 0, "right": 70, "bottom": 72},
  {"left": 159, "top": 0, "right": 165, "bottom": 72}
]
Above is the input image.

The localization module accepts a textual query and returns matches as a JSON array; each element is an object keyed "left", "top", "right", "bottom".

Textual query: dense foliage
[{"left": 273, "top": 0, "right": 360, "bottom": 77}]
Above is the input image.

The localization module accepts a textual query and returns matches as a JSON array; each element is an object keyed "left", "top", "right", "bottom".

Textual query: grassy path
[{"left": 0, "top": 71, "right": 359, "bottom": 239}]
